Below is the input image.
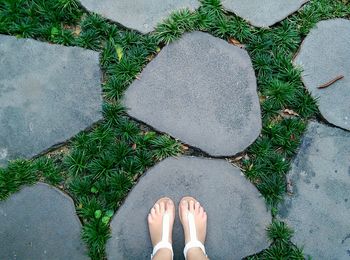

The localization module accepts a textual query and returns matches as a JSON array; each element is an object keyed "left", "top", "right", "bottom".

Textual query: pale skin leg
[
  {"left": 148, "top": 198, "right": 174, "bottom": 260},
  {"left": 179, "top": 197, "right": 208, "bottom": 260}
]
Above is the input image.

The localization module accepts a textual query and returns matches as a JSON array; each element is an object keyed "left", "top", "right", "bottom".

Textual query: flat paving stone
[
  {"left": 78, "top": 0, "right": 200, "bottom": 34},
  {"left": 279, "top": 122, "right": 350, "bottom": 259},
  {"left": 0, "top": 35, "right": 102, "bottom": 166},
  {"left": 106, "top": 156, "right": 271, "bottom": 260},
  {"left": 0, "top": 182, "right": 88, "bottom": 260},
  {"left": 221, "top": 0, "right": 308, "bottom": 27},
  {"left": 294, "top": 19, "right": 350, "bottom": 131},
  {"left": 123, "top": 32, "right": 262, "bottom": 156}
]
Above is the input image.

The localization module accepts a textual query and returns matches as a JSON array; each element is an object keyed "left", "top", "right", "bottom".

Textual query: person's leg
[
  {"left": 179, "top": 197, "right": 208, "bottom": 260},
  {"left": 148, "top": 197, "right": 175, "bottom": 260}
]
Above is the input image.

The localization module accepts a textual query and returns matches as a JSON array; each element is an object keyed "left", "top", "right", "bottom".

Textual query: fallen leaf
[
  {"left": 115, "top": 44, "right": 123, "bottom": 61},
  {"left": 181, "top": 144, "right": 189, "bottom": 151},
  {"left": 259, "top": 95, "right": 267, "bottom": 102},
  {"left": 283, "top": 109, "right": 299, "bottom": 116},
  {"left": 147, "top": 54, "right": 155, "bottom": 61},
  {"left": 228, "top": 37, "right": 245, "bottom": 48},
  {"left": 233, "top": 155, "right": 243, "bottom": 161},
  {"left": 73, "top": 26, "right": 81, "bottom": 36},
  {"left": 228, "top": 37, "right": 241, "bottom": 45}
]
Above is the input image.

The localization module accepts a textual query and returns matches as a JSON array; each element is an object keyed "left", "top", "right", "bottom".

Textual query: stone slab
[
  {"left": 279, "top": 122, "right": 350, "bottom": 259},
  {"left": 294, "top": 19, "right": 350, "bottom": 130},
  {"left": 123, "top": 32, "right": 262, "bottom": 156},
  {"left": 0, "top": 35, "right": 102, "bottom": 166},
  {"left": 78, "top": 0, "right": 200, "bottom": 34},
  {"left": 221, "top": 0, "right": 308, "bottom": 27},
  {"left": 106, "top": 156, "right": 271, "bottom": 260},
  {"left": 0, "top": 183, "right": 88, "bottom": 260}
]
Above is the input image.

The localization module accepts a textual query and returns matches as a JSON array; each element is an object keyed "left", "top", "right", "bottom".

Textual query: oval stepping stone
[
  {"left": 278, "top": 122, "right": 350, "bottom": 259},
  {"left": 0, "top": 35, "right": 102, "bottom": 166},
  {"left": 78, "top": 0, "right": 200, "bottom": 34},
  {"left": 106, "top": 156, "right": 271, "bottom": 259},
  {"left": 221, "top": 0, "right": 308, "bottom": 27},
  {"left": 294, "top": 19, "right": 350, "bottom": 130},
  {"left": 0, "top": 183, "right": 88, "bottom": 260},
  {"left": 123, "top": 32, "right": 262, "bottom": 156}
]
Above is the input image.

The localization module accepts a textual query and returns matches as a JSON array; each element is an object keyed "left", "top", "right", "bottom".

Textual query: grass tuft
[{"left": 154, "top": 9, "right": 197, "bottom": 44}]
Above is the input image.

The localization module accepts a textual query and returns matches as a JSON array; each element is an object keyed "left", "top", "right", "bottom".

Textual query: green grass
[
  {"left": 0, "top": 0, "right": 349, "bottom": 259},
  {"left": 247, "top": 220, "right": 304, "bottom": 259}
]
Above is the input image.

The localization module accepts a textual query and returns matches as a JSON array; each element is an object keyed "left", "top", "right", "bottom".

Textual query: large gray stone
[
  {"left": 294, "top": 19, "right": 350, "bottom": 130},
  {"left": 0, "top": 35, "right": 102, "bottom": 166},
  {"left": 106, "top": 156, "right": 271, "bottom": 260},
  {"left": 123, "top": 32, "right": 261, "bottom": 156},
  {"left": 0, "top": 183, "right": 88, "bottom": 260},
  {"left": 221, "top": 0, "right": 308, "bottom": 27},
  {"left": 279, "top": 122, "right": 350, "bottom": 259},
  {"left": 78, "top": 0, "right": 200, "bottom": 34}
]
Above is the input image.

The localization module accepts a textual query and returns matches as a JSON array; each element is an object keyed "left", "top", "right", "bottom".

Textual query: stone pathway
[
  {"left": 277, "top": 18, "right": 350, "bottom": 258},
  {"left": 78, "top": 0, "right": 200, "bottom": 33},
  {"left": 0, "top": 183, "right": 88, "bottom": 260},
  {"left": 221, "top": 0, "right": 308, "bottom": 27},
  {"left": 77, "top": 0, "right": 308, "bottom": 32},
  {"left": 279, "top": 122, "right": 350, "bottom": 259},
  {"left": 124, "top": 31, "right": 261, "bottom": 157},
  {"left": 294, "top": 19, "right": 350, "bottom": 130},
  {"left": 0, "top": 35, "right": 102, "bottom": 166},
  {"left": 1, "top": 3, "right": 350, "bottom": 260},
  {"left": 106, "top": 157, "right": 271, "bottom": 259}
]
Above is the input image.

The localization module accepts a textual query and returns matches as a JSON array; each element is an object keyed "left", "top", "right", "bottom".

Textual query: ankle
[
  {"left": 153, "top": 248, "right": 172, "bottom": 259},
  {"left": 186, "top": 247, "right": 207, "bottom": 259}
]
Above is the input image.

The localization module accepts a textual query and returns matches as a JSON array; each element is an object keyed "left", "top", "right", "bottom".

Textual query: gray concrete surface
[
  {"left": 106, "top": 156, "right": 271, "bottom": 260},
  {"left": 78, "top": 0, "right": 200, "bottom": 34},
  {"left": 0, "top": 183, "right": 88, "bottom": 260},
  {"left": 0, "top": 35, "right": 102, "bottom": 166},
  {"left": 123, "top": 32, "right": 262, "bottom": 156},
  {"left": 294, "top": 19, "right": 350, "bottom": 131},
  {"left": 221, "top": 0, "right": 308, "bottom": 27},
  {"left": 279, "top": 121, "right": 350, "bottom": 259}
]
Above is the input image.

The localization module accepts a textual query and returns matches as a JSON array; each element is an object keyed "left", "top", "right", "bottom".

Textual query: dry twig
[{"left": 318, "top": 75, "right": 344, "bottom": 89}]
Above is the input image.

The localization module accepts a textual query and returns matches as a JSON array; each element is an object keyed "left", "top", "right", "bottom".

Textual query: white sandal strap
[
  {"left": 151, "top": 241, "right": 173, "bottom": 259},
  {"left": 183, "top": 212, "right": 207, "bottom": 259},
  {"left": 151, "top": 212, "right": 173, "bottom": 259},
  {"left": 188, "top": 211, "right": 197, "bottom": 241},
  {"left": 184, "top": 240, "right": 206, "bottom": 258}
]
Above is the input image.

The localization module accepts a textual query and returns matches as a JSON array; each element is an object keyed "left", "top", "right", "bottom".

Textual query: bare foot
[
  {"left": 148, "top": 197, "right": 175, "bottom": 259},
  {"left": 179, "top": 197, "right": 208, "bottom": 259}
]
